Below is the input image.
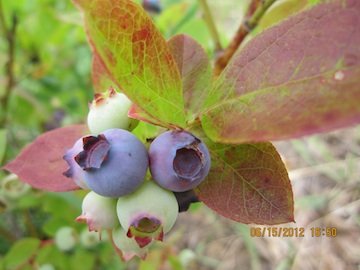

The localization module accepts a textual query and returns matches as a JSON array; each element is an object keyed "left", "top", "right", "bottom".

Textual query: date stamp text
[{"left": 250, "top": 227, "right": 337, "bottom": 237}]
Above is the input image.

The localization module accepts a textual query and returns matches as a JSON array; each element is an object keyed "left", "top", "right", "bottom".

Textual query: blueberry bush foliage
[{"left": 1, "top": 0, "right": 360, "bottom": 266}]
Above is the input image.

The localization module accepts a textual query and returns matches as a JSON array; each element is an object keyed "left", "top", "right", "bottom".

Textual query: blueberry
[
  {"left": 87, "top": 88, "right": 138, "bottom": 134},
  {"left": 149, "top": 131, "right": 211, "bottom": 192},
  {"left": 75, "top": 129, "right": 148, "bottom": 197},
  {"left": 116, "top": 181, "right": 178, "bottom": 248},
  {"left": 63, "top": 138, "right": 89, "bottom": 189},
  {"left": 142, "top": 0, "right": 162, "bottom": 14},
  {"left": 174, "top": 190, "right": 199, "bottom": 212}
]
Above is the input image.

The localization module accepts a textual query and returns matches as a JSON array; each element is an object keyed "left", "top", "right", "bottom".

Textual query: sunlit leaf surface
[
  {"left": 74, "top": 0, "right": 186, "bottom": 128},
  {"left": 201, "top": 0, "right": 360, "bottom": 143}
]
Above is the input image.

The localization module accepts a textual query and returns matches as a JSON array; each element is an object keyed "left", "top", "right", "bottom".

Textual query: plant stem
[
  {"left": 0, "top": 224, "right": 17, "bottom": 243},
  {"left": 24, "top": 210, "right": 39, "bottom": 238},
  {"left": 213, "top": 0, "right": 278, "bottom": 76},
  {"left": 248, "top": 0, "right": 278, "bottom": 27},
  {"left": 0, "top": 0, "right": 17, "bottom": 128},
  {"left": 198, "top": 0, "right": 222, "bottom": 52}
]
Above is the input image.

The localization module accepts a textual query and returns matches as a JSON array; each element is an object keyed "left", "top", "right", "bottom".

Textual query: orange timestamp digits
[
  {"left": 310, "top": 227, "right": 337, "bottom": 237},
  {"left": 250, "top": 227, "right": 338, "bottom": 238},
  {"left": 250, "top": 227, "right": 305, "bottom": 237}
]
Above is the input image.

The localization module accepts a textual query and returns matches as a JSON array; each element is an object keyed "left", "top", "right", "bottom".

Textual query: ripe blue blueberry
[
  {"left": 174, "top": 190, "right": 199, "bottom": 212},
  {"left": 149, "top": 131, "right": 211, "bottom": 192},
  {"left": 63, "top": 137, "right": 89, "bottom": 189},
  {"left": 142, "top": 0, "right": 162, "bottom": 14},
  {"left": 75, "top": 129, "right": 148, "bottom": 197}
]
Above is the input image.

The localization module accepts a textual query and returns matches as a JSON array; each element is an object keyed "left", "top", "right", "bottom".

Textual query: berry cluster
[{"left": 63, "top": 88, "right": 210, "bottom": 260}]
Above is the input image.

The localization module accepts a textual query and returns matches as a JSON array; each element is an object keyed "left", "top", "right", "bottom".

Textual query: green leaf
[
  {"left": 168, "top": 255, "right": 184, "bottom": 270},
  {"left": 201, "top": 0, "right": 360, "bottom": 143},
  {"left": 257, "top": 0, "right": 308, "bottom": 30},
  {"left": 91, "top": 54, "right": 115, "bottom": 93},
  {"left": 0, "top": 129, "right": 6, "bottom": 164},
  {"left": 70, "top": 250, "right": 96, "bottom": 270},
  {"left": 169, "top": 2, "right": 198, "bottom": 37},
  {"left": 168, "top": 34, "right": 212, "bottom": 121},
  {"left": 74, "top": 0, "right": 186, "bottom": 128},
  {"left": 156, "top": 2, "right": 190, "bottom": 37},
  {"left": 35, "top": 244, "right": 70, "bottom": 269},
  {"left": 4, "top": 238, "right": 41, "bottom": 269},
  {"left": 195, "top": 142, "right": 294, "bottom": 225},
  {"left": 42, "top": 219, "right": 64, "bottom": 236},
  {"left": 176, "top": 18, "right": 211, "bottom": 49},
  {"left": 132, "top": 121, "right": 164, "bottom": 144}
]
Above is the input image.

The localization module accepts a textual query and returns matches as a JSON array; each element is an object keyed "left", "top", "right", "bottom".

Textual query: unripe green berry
[
  {"left": 87, "top": 88, "right": 138, "bottom": 134},
  {"left": 112, "top": 228, "right": 151, "bottom": 261},
  {"left": 80, "top": 229, "right": 100, "bottom": 249},
  {"left": 54, "top": 226, "right": 77, "bottom": 252},
  {"left": 179, "top": 249, "right": 196, "bottom": 267},
  {"left": 39, "top": 264, "right": 55, "bottom": 270},
  {"left": 117, "top": 181, "right": 178, "bottom": 248},
  {"left": 1, "top": 174, "right": 30, "bottom": 200},
  {"left": 76, "top": 191, "right": 118, "bottom": 232}
]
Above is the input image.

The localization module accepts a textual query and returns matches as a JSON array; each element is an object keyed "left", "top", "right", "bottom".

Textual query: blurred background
[{"left": 0, "top": 0, "right": 359, "bottom": 269}]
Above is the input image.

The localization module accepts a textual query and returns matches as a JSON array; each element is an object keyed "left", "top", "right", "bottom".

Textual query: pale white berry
[
  {"left": 76, "top": 191, "right": 118, "bottom": 232},
  {"left": 87, "top": 88, "right": 138, "bottom": 134},
  {"left": 116, "top": 181, "right": 178, "bottom": 248},
  {"left": 54, "top": 227, "right": 77, "bottom": 252},
  {"left": 80, "top": 229, "right": 100, "bottom": 249}
]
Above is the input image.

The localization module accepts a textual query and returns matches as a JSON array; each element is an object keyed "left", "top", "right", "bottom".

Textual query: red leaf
[
  {"left": 201, "top": 0, "right": 360, "bottom": 143},
  {"left": 195, "top": 141, "right": 294, "bottom": 225},
  {"left": 167, "top": 34, "right": 212, "bottom": 120},
  {"left": 3, "top": 125, "right": 88, "bottom": 192}
]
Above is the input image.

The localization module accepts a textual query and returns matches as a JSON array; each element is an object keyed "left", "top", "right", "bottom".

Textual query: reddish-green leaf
[
  {"left": 92, "top": 54, "right": 167, "bottom": 127},
  {"left": 74, "top": 0, "right": 186, "bottom": 128},
  {"left": 128, "top": 104, "right": 167, "bottom": 128},
  {"left": 195, "top": 142, "right": 294, "bottom": 225},
  {"left": 167, "top": 34, "right": 212, "bottom": 121},
  {"left": 201, "top": 0, "right": 360, "bottom": 143},
  {"left": 3, "top": 125, "right": 88, "bottom": 192},
  {"left": 92, "top": 53, "right": 115, "bottom": 93}
]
